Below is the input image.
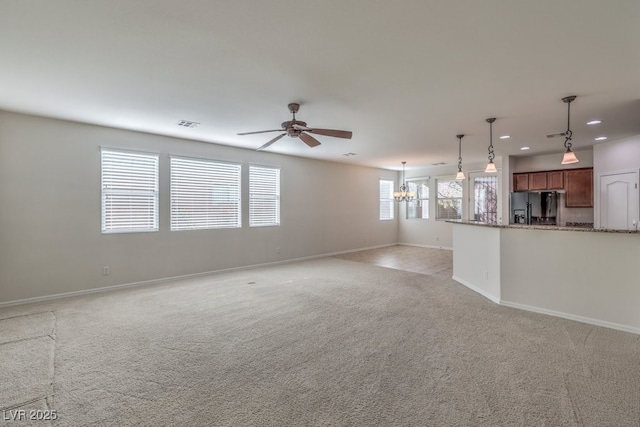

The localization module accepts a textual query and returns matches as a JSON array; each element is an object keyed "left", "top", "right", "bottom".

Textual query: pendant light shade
[
  {"left": 485, "top": 118, "right": 497, "bottom": 173},
  {"left": 455, "top": 134, "right": 465, "bottom": 180},
  {"left": 393, "top": 161, "right": 415, "bottom": 202},
  {"left": 560, "top": 95, "right": 579, "bottom": 165},
  {"left": 562, "top": 149, "right": 579, "bottom": 164}
]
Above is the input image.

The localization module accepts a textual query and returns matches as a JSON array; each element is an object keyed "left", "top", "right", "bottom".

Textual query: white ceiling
[{"left": 1, "top": 0, "right": 639, "bottom": 171}]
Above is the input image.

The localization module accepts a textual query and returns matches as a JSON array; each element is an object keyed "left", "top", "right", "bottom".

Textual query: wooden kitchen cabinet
[
  {"left": 513, "top": 170, "right": 566, "bottom": 192},
  {"left": 547, "top": 170, "right": 564, "bottom": 190},
  {"left": 564, "top": 168, "right": 593, "bottom": 207},
  {"left": 528, "top": 172, "right": 548, "bottom": 191},
  {"left": 513, "top": 173, "right": 529, "bottom": 191}
]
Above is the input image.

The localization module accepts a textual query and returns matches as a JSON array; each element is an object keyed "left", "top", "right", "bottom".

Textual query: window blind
[
  {"left": 101, "top": 149, "right": 159, "bottom": 233},
  {"left": 379, "top": 179, "right": 394, "bottom": 220},
  {"left": 170, "top": 157, "right": 241, "bottom": 230},
  {"left": 249, "top": 166, "right": 280, "bottom": 227}
]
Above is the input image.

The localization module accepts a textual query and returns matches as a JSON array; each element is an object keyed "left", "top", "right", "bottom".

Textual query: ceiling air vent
[{"left": 177, "top": 120, "right": 200, "bottom": 128}]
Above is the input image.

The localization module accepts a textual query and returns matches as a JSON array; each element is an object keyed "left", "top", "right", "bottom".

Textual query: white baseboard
[
  {"left": 399, "top": 242, "right": 453, "bottom": 251},
  {"left": 451, "top": 275, "right": 501, "bottom": 304},
  {"left": 0, "top": 243, "right": 398, "bottom": 308},
  {"left": 500, "top": 300, "right": 640, "bottom": 336}
]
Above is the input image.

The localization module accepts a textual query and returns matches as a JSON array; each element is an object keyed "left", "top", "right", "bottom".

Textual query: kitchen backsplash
[{"left": 558, "top": 194, "right": 594, "bottom": 226}]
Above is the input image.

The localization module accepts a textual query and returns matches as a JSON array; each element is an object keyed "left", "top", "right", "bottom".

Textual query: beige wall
[{"left": 0, "top": 111, "right": 398, "bottom": 304}]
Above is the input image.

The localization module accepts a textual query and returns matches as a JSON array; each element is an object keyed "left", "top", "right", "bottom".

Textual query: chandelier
[{"left": 393, "top": 161, "right": 415, "bottom": 202}]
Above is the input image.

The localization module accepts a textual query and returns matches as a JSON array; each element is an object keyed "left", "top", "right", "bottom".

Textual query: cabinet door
[
  {"left": 565, "top": 169, "right": 593, "bottom": 207},
  {"left": 548, "top": 170, "right": 564, "bottom": 190},
  {"left": 514, "top": 174, "right": 529, "bottom": 191},
  {"left": 529, "top": 172, "right": 548, "bottom": 190}
]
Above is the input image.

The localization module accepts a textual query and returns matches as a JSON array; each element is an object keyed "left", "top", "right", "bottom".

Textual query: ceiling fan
[
  {"left": 546, "top": 132, "right": 567, "bottom": 139},
  {"left": 238, "top": 103, "right": 353, "bottom": 151}
]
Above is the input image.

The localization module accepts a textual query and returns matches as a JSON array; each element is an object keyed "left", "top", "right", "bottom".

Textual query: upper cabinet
[
  {"left": 514, "top": 173, "right": 530, "bottom": 191},
  {"left": 528, "top": 172, "right": 548, "bottom": 191},
  {"left": 513, "top": 170, "right": 566, "bottom": 192},
  {"left": 564, "top": 168, "right": 593, "bottom": 207},
  {"left": 547, "top": 170, "right": 564, "bottom": 190},
  {"left": 513, "top": 168, "right": 593, "bottom": 208}
]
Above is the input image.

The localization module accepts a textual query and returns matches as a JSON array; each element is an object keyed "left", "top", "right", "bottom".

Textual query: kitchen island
[{"left": 450, "top": 220, "right": 639, "bottom": 334}]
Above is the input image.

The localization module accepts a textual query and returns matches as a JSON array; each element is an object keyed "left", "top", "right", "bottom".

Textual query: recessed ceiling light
[
  {"left": 520, "top": 146, "right": 530, "bottom": 151},
  {"left": 499, "top": 135, "right": 510, "bottom": 139},
  {"left": 595, "top": 136, "right": 607, "bottom": 141},
  {"left": 587, "top": 120, "right": 602, "bottom": 125}
]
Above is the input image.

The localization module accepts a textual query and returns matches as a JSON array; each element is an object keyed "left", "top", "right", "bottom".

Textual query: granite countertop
[{"left": 447, "top": 220, "right": 639, "bottom": 234}]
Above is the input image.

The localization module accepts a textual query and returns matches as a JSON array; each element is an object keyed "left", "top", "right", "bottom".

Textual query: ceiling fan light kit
[{"left": 238, "top": 103, "right": 352, "bottom": 151}]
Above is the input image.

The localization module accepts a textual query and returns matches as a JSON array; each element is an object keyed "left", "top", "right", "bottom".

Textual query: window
[
  {"left": 379, "top": 179, "right": 394, "bottom": 220},
  {"left": 170, "top": 157, "right": 241, "bottom": 230},
  {"left": 249, "top": 165, "right": 280, "bottom": 227},
  {"left": 436, "top": 179, "right": 463, "bottom": 220},
  {"left": 101, "top": 148, "right": 159, "bottom": 233},
  {"left": 472, "top": 174, "right": 499, "bottom": 224},
  {"left": 406, "top": 178, "right": 429, "bottom": 219}
]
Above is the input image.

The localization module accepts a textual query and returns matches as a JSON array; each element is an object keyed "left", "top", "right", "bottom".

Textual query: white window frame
[
  {"left": 101, "top": 148, "right": 159, "bottom": 234},
  {"left": 436, "top": 177, "right": 463, "bottom": 221},
  {"left": 170, "top": 156, "right": 242, "bottom": 231},
  {"left": 406, "top": 177, "right": 430, "bottom": 219},
  {"left": 249, "top": 165, "right": 280, "bottom": 227},
  {"left": 379, "top": 179, "right": 395, "bottom": 220}
]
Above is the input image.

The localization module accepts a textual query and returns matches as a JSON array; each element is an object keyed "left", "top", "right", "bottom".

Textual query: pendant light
[
  {"left": 484, "top": 118, "right": 497, "bottom": 173},
  {"left": 560, "top": 95, "right": 579, "bottom": 165},
  {"left": 455, "top": 134, "right": 465, "bottom": 180},
  {"left": 393, "top": 161, "right": 415, "bottom": 202}
]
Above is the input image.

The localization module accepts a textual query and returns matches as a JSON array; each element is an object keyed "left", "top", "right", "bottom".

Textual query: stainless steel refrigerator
[{"left": 510, "top": 191, "right": 558, "bottom": 225}]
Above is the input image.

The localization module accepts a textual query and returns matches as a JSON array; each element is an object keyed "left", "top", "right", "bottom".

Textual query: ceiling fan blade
[
  {"left": 257, "top": 133, "right": 286, "bottom": 151},
  {"left": 305, "top": 128, "right": 353, "bottom": 139},
  {"left": 546, "top": 132, "right": 566, "bottom": 139},
  {"left": 299, "top": 132, "right": 321, "bottom": 148},
  {"left": 238, "top": 129, "right": 282, "bottom": 136}
]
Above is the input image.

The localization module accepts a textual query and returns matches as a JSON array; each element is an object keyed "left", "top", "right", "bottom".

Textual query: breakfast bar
[{"left": 450, "top": 220, "right": 640, "bottom": 334}]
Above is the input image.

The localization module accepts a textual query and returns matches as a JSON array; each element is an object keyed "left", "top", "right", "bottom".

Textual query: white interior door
[{"left": 600, "top": 171, "right": 639, "bottom": 230}]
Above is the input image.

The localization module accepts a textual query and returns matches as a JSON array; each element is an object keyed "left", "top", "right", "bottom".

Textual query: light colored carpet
[{"left": 1, "top": 254, "right": 639, "bottom": 426}]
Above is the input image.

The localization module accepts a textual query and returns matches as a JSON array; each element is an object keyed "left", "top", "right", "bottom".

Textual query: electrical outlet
[
  {"left": 102, "top": 266, "right": 110, "bottom": 276},
  {"left": 484, "top": 271, "right": 489, "bottom": 280}
]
